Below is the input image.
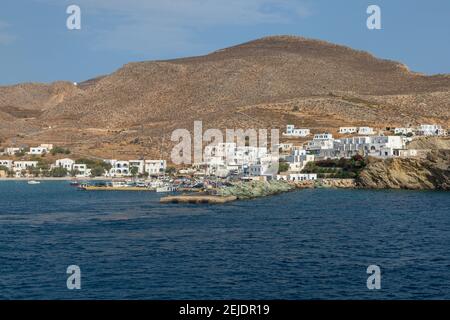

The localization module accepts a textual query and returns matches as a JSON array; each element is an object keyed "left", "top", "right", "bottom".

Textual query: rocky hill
[
  {"left": 358, "top": 150, "right": 450, "bottom": 190},
  {"left": 1, "top": 35, "right": 449, "bottom": 160}
]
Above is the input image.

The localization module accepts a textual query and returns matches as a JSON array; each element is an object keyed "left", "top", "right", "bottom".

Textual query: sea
[{"left": 0, "top": 181, "right": 449, "bottom": 299}]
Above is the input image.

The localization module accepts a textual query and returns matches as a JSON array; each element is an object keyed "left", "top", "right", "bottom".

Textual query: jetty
[
  {"left": 80, "top": 185, "right": 153, "bottom": 191},
  {"left": 160, "top": 194, "right": 237, "bottom": 204}
]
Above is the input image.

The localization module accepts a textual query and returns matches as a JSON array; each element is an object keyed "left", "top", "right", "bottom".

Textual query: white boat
[
  {"left": 27, "top": 180, "right": 41, "bottom": 185},
  {"left": 156, "top": 185, "right": 176, "bottom": 193}
]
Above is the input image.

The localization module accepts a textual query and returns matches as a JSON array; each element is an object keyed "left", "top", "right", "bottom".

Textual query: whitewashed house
[
  {"left": 107, "top": 160, "right": 130, "bottom": 177},
  {"left": 129, "top": 160, "right": 145, "bottom": 175},
  {"left": 358, "top": 127, "right": 375, "bottom": 135},
  {"left": 339, "top": 127, "right": 358, "bottom": 134},
  {"left": 145, "top": 160, "right": 166, "bottom": 176},
  {"left": 29, "top": 146, "right": 49, "bottom": 155},
  {"left": 72, "top": 163, "right": 90, "bottom": 177},
  {"left": 285, "top": 149, "right": 315, "bottom": 172},
  {"left": 306, "top": 133, "right": 335, "bottom": 155},
  {"left": 13, "top": 161, "right": 38, "bottom": 172},
  {"left": 334, "top": 136, "right": 404, "bottom": 158},
  {"left": 276, "top": 143, "right": 294, "bottom": 153},
  {"left": 204, "top": 142, "right": 274, "bottom": 177},
  {"left": 247, "top": 155, "right": 279, "bottom": 178},
  {"left": 4, "top": 147, "right": 22, "bottom": 156},
  {"left": 54, "top": 158, "right": 75, "bottom": 170},
  {"left": 416, "top": 124, "right": 446, "bottom": 136},
  {"left": 283, "top": 125, "right": 310, "bottom": 137}
]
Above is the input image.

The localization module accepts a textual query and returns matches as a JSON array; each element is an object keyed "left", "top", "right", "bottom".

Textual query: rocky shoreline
[{"left": 357, "top": 150, "right": 450, "bottom": 190}]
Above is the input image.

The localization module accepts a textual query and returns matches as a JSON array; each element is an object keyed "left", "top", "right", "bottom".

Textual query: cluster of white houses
[
  {"left": 284, "top": 124, "right": 447, "bottom": 138},
  {"left": 191, "top": 142, "right": 316, "bottom": 182},
  {"left": 0, "top": 157, "right": 167, "bottom": 178},
  {"left": 0, "top": 144, "right": 55, "bottom": 156},
  {"left": 0, "top": 123, "right": 447, "bottom": 181},
  {"left": 196, "top": 123, "right": 447, "bottom": 181}
]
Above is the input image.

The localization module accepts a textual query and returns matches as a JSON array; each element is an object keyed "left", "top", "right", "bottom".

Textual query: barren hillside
[{"left": 1, "top": 35, "right": 449, "bottom": 160}]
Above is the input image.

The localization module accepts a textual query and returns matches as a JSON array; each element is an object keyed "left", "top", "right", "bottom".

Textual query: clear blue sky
[{"left": 1, "top": 0, "right": 450, "bottom": 85}]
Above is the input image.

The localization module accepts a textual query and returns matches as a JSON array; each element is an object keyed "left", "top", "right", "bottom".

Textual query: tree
[
  {"left": 278, "top": 161, "right": 290, "bottom": 173},
  {"left": 90, "top": 166, "right": 106, "bottom": 177},
  {"left": 50, "top": 167, "right": 68, "bottom": 177},
  {"left": 70, "top": 169, "right": 80, "bottom": 177},
  {"left": 15, "top": 150, "right": 26, "bottom": 157},
  {"left": 0, "top": 165, "right": 10, "bottom": 177},
  {"left": 51, "top": 146, "right": 71, "bottom": 156},
  {"left": 166, "top": 166, "right": 176, "bottom": 175},
  {"left": 130, "top": 166, "right": 139, "bottom": 177},
  {"left": 28, "top": 167, "right": 41, "bottom": 177}
]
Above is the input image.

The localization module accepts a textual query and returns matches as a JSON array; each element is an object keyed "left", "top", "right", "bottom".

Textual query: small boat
[
  {"left": 156, "top": 185, "right": 176, "bottom": 193},
  {"left": 27, "top": 180, "right": 41, "bottom": 185},
  {"left": 69, "top": 181, "right": 80, "bottom": 186}
]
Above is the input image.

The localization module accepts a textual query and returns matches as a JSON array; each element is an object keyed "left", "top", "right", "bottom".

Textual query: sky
[{"left": 0, "top": 0, "right": 450, "bottom": 85}]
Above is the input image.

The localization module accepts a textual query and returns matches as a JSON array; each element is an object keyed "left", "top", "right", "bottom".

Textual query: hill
[{"left": 1, "top": 35, "right": 449, "bottom": 160}]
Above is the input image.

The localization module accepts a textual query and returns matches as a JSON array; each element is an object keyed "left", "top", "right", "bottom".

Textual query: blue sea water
[{"left": 0, "top": 181, "right": 449, "bottom": 300}]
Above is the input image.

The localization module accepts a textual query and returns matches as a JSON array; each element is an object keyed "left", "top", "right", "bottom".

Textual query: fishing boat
[
  {"left": 156, "top": 184, "right": 176, "bottom": 193},
  {"left": 27, "top": 180, "right": 41, "bottom": 185}
]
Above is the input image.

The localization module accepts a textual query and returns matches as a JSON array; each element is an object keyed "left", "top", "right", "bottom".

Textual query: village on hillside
[{"left": 0, "top": 123, "right": 447, "bottom": 184}]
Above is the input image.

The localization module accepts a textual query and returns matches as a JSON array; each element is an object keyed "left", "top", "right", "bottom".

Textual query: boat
[
  {"left": 27, "top": 180, "right": 41, "bottom": 185},
  {"left": 156, "top": 184, "right": 176, "bottom": 193},
  {"left": 78, "top": 181, "right": 153, "bottom": 191}
]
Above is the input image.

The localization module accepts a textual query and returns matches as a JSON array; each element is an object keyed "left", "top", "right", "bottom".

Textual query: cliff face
[{"left": 357, "top": 150, "right": 450, "bottom": 190}]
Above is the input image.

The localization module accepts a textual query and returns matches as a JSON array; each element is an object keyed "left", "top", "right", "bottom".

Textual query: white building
[
  {"left": 285, "top": 149, "right": 315, "bottom": 172},
  {"left": 203, "top": 142, "right": 274, "bottom": 177},
  {"left": 276, "top": 143, "right": 294, "bottom": 153},
  {"left": 416, "top": 124, "right": 446, "bottom": 136},
  {"left": 129, "top": 160, "right": 146, "bottom": 175},
  {"left": 358, "top": 127, "right": 375, "bottom": 135},
  {"left": 54, "top": 158, "right": 75, "bottom": 170},
  {"left": 339, "top": 127, "right": 358, "bottom": 134},
  {"left": 248, "top": 155, "right": 279, "bottom": 177},
  {"left": 72, "top": 164, "right": 90, "bottom": 177},
  {"left": 334, "top": 136, "right": 405, "bottom": 158},
  {"left": 13, "top": 161, "right": 38, "bottom": 172},
  {"left": 306, "top": 133, "right": 335, "bottom": 154},
  {"left": 145, "top": 160, "right": 166, "bottom": 176},
  {"left": 283, "top": 125, "right": 310, "bottom": 137},
  {"left": 29, "top": 146, "right": 49, "bottom": 155},
  {"left": 394, "top": 127, "right": 414, "bottom": 136},
  {"left": 4, "top": 147, "right": 22, "bottom": 156},
  {"left": 107, "top": 160, "right": 130, "bottom": 177}
]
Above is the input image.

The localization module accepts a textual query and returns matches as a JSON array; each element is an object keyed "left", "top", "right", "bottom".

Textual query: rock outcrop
[
  {"left": 357, "top": 150, "right": 450, "bottom": 190},
  {"left": 316, "top": 179, "right": 356, "bottom": 189},
  {"left": 218, "top": 180, "right": 294, "bottom": 199}
]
